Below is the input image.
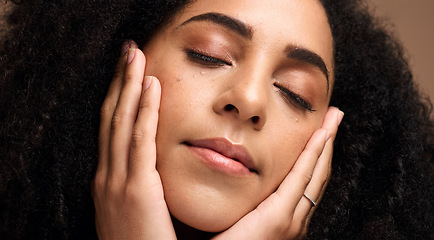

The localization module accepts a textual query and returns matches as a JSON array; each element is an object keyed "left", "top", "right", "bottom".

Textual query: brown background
[{"left": 367, "top": 0, "right": 434, "bottom": 103}]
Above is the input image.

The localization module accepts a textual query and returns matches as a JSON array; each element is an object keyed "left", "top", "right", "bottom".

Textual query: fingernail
[
  {"left": 337, "top": 110, "right": 344, "bottom": 126},
  {"left": 121, "top": 41, "right": 130, "bottom": 56},
  {"left": 143, "top": 76, "right": 153, "bottom": 90},
  {"left": 121, "top": 40, "right": 138, "bottom": 56},
  {"left": 127, "top": 48, "right": 135, "bottom": 64}
]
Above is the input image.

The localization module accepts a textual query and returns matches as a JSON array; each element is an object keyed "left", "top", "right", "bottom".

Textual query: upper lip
[{"left": 186, "top": 138, "right": 257, "bottom": 173}]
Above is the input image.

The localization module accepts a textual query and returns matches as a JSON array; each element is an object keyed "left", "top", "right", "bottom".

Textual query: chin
[
  {"left": 155, "top": 141, "right": 269, "bottom": 233},
  {"left": 173, "top": 209, "right": 236, "bottom": 233},
  {"left": 164, "top": 187, "right": 246, "bottom": 232}
]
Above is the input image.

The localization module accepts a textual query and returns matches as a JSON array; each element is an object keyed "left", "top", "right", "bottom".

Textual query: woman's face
[{"left": 143, "top": 0, "right": 334, "bottom": 232}]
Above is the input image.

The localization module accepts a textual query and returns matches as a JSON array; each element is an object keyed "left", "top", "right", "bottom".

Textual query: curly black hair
[{"left": 1, "top": 0, "right": 433, "bottom": 239}]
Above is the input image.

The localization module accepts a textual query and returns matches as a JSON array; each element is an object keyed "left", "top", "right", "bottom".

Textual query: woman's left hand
[{"left": 213, "top": 107, "right": 343, "bottom": 240}]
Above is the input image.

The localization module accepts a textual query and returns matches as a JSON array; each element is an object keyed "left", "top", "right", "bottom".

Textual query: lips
[{"left": 185, "top": 138, "right": 257, "bottom": 176}]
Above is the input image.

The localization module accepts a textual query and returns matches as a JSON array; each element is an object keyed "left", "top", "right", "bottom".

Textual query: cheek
[
  {"left": 262, "top": 115, "right": 322, "bottom": 191},
  {"left": 144, "top": 51, "right": 180, "bottom": 85},
  {"left": 144, "top": 52, "right": 196, "bottom": 118}
]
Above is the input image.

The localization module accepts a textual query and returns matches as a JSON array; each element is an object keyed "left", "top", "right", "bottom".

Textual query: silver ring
[{"left": 303, "top": 193, "right": 317, "bottom": 207}]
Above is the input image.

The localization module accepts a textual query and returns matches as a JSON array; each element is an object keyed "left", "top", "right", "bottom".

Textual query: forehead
[{"left": 168, "top": 0, "right": 334, "bottom": 77}]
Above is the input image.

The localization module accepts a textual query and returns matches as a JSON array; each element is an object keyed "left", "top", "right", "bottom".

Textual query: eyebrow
[
  {"left": 179, "top": 12, "right": 330, "bottom": 91},
  {"left": 285, "top": 47, "right": 330, "bottom": 91},
  {"left": 179, "top": 12, "right": 253, "bottom": 39}
]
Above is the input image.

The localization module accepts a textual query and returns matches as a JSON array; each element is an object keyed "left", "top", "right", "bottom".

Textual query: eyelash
[
  {"left": 185, "top": 49, "right": 314, "bottom": 112},
  {"left": 185, "top": 49, "right": 232, "bottom": 67},
  {"left": 274, "top": 84, "right": 316, "bottom": 112}
]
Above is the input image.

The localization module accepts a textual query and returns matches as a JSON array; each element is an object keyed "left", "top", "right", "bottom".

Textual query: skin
[
  {"left": 93, "top": 0, "right": 343, "bottom": 238},
  {"left": 145, "top": 0, "right": 333, "bottom": 231}
]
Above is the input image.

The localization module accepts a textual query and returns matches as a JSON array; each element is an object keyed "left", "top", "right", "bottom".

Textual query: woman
[{"left": 1, "top": 0, "right": 433, "bottom": 239}]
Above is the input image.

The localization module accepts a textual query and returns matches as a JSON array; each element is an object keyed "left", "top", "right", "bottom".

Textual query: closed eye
[
  {"left": 185, "top": 49, "right": 232, "bottom": 67},
  {"left": 274, "top": 84, "right": 316, "bottom": 112}
]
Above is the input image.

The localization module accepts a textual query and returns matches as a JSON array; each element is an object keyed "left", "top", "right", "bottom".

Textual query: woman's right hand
[{"left": 91, "top": 41, "right": 176, "bottom": 239}]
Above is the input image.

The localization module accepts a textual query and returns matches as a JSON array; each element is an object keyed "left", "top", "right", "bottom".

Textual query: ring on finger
[{"left": 303, "top": 193, "right": 317, "bottom": 207}]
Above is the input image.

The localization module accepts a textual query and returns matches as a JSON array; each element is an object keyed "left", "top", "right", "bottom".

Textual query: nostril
[
  {"left": 224, "top": 104, "right": 236, "bottom": 112},
  {"left": 251, "top": 116, "right": 260, "bottom": 124}
]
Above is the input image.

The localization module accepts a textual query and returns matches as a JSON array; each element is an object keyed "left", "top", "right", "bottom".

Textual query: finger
[
  {"left": 128, "top": 76, "right": 161, "bottom": 179},
  {"left": 297, "top": 107, "right": 342, "bottom": 208},
  {"left": 295, "top": 107, "right": 344, "bottom": 230},
  {"left": 96, "top": 42, "right": 133, "bottom": 180},
  {"left": 108, "top": 48, "right": 146, "bottom": 180},
  {"left": 275, "top": 128, "right": 331, "bottom": 213}
]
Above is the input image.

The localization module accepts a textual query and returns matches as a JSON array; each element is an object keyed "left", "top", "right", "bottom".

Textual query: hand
[
  {"left": 91, "top": 41, "right": 176, "bottom": 239},
  {"left": 213, "top": 107, "right": 343, "bottom": 240}
]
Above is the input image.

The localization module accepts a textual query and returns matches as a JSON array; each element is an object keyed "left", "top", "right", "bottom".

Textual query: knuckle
[
  {"left": 294, "top": 169, "right": 313, "bottom": 185},
  {"left": 131, "top": 128, "right": 145, "bottom": 144},
  {"left": 104, "top": 178, "right": 123, "bottom": 198},
  {"left": 110, "top": 112, "right": 124, "bottom": 130},
  {"left": 110, "top": 108, "right": 138, "bottom": 131},
  {"left": 309, "top": 146, "right": 323, "bottom": 159},
  {"left": 112, "top": 68, "right": 123, "bottom": 80},
  {"left": 123, "top": 71, "right": 141, "bottom": 86},
  {"left": 123, "top": 183, "right": 143, "bottom": 205},
  {"left": 302, "top": 173, "right": 313, "bottom": 185},
  {"left": 100, "top": 101, "right": 114, "bottom": 118},
  {"left": 307, "top": 136, "right": 326, "bottom": 158},
  {"left": 139, "top": 99, "right": 159, "bottom": 113},
  {"left": 300, "top": 148, "right": 322, "bottom": 168},
  {"left": 92, "top": 174, "right": 105, "bottom": 190},
  {"left": 276, "top": 220, "right": 291, "bottom": 235},
  {"left": 139, "top": 100, "right": 151, "bottom": 110},
  {"left": 91, "top": 174, "right": 105, "bottom": 197},
  {"left": 124, "top": 184, "right": 138, "bottom": 199}
]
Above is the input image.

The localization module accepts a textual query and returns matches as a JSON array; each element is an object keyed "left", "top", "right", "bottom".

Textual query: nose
[{"left": 212, "top": 68, "right": 268, "bottom": 131}]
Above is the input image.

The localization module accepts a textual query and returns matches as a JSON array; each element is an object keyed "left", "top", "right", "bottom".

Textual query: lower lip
[{"left": 187, "top": 146, "right": 252, "bottom": 177}]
